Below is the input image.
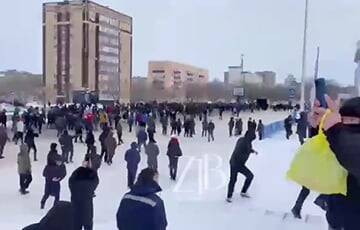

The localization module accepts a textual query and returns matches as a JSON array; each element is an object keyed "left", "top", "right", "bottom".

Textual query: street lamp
[{"left": 300, "top": 0, "right": 309, "bottom": 111}]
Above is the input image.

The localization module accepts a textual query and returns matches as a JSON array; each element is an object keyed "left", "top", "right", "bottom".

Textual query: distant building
[
  {"left": 224, "top": 66, "right": 275, "bottom": 87},
  {"left": 147, "top": 61, "right": 209, "bottom": 101},
  {"left": 284, "top": 74, "right": 298, "bottom": 87},
  {"left": 255, "top": 71, "right": 276, "bottom": 87},
  {"left": 43, "top": 0, "right": 132, "bottom": 103}
]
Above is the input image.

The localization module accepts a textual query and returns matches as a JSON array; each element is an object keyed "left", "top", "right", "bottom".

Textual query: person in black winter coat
[
  {"left": 117, "top": 168, "right": 167, "bottom": 230},
  {"left": 207, "top": 120, "right": 215, "bottom": 142},
  {"left": 226, "top": 131, "right": 257, "bottom": 202},
  {"left": 74, "top": 120, "right": 84, "bottom": 143},
  {"left": 176, "top": 119, "right": 182, "bottom": 136},
  {"left": 85, "top": 130, "right": 95, "bottom": 154},
  {"left": 312, "top": 96, "right": 360, "bottom": 230},
  {"left": 125, "top": 142, "right": 141, "bottom": 188},
  {"left": 23, "top": 201, "right": 74, "bottom": 230},
  {"left": 228, "top": 117, "right": 235, "bottom": 137},
  {"left": 170, "top": 119, "right": 177, "bottom": 135},
  {"left": 284, "top": 115, "right": 293, "bottom": 139},
  {"left": 24, "top": 128, "right": 39, "bottom": 161},
  {"left": 296, "top": 112, "right": 308, "bottom": 145},
  {"left": 41, "top": 153, "right": 67, "bottom": 209},
  {"left": 59, "top": 130, "right": 74, "bottom": 163},
  {"left": 99, "top": 126, "right": 110, "bottom": 162},
  {"left": 257, "top": 120, "right": 264, "bottom": 140},
  {"left": 235, "top": 118, "right": 243, "bottom": 136},
  {"left": 137, "top": 127, "right": 148, "bottom": 152},
  {"left": 167, "top": 136, "right": 182, "bottom": 180},
  {"left": 69, "top": 159, "right": 99, "bottom": 230}
]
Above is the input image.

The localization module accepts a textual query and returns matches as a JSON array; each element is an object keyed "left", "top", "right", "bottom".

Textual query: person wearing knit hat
[
  {"left": 166, "top": 136, "right": 182, "bottom": 180},
  {"left": 311, "top": 96, "right": 360, "bottom": 230}
]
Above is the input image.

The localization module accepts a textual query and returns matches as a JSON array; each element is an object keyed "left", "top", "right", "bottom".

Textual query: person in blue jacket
[
  {"left": 117, "top": 168, "right": 167, "bottom": 230},
  {"left": 125, "top": 142, "right": 141, "bottom": 188}
]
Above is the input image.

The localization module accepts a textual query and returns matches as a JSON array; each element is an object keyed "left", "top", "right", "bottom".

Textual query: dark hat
[
  {"left": 339, "top": 97, "right": 360, "bottom": 118},
  {"left": 137, "top": 168, "right": 157, "bottom": 185},
  {"left": 50, "top": 143, "right": 57, "bottom": 150}
]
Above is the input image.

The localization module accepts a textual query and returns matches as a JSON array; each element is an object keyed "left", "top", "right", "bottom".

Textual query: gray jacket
[
  {"left": 17, "top": 144, "right": 31, "bottom": 174},
  {"left": 145, "top": 142, "right": 160, "bottom": 168}
]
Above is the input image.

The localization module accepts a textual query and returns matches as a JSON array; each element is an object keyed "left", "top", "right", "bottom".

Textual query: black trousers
[
  {"left": 298, "top": 135, "right": 305, "bottom": 145},
  {"left": 169, "top": 157, "right": 179, "bottom": 180},
  {"left": 74, "top": 134, "right": 83, "bottom": 143},
  {"left": 170, "top": 127, "right": 177, "bottom": 135},
  {"left": 148, "top": 130, "right": 155, "bottom": 142},
  {"left": 127, "top": 169, "right": 137, "bottom": 188},
  {"left": 227, "top": 165, "right": 254, "bottom": 198},
  {"left": 117, "top": 132, "right": 123, "bottom": 144},
  {"left": 100, "top": 146, "right": 107, "bottom": 162},
  {"left": 62, "top": 147, "right": 74, "bottom": 163},
  {"left": 202, "top": 129, "right": 207, "bottom": 137},
  {"left": 293, "top": 186, "right": 310, "bottom": 211},
  {"left": 128, "top": 124, "right": 132, "bottom": 133},
  {"left": 41, "top": 183, "right": 60, "bottom": 207},
  {"left": 208, "top": 131, "right": 214, "bottom": 142},
  {"left": 258, "top": 132, "right": 263, "bottom": 140},
  {"left": 14, "top": 132, "right": 23, "bottom": 144},
  {"left": 229, "top": 127, "right": 233, "bottom": 137},
  {"left": 0, "top": 144, "right": 4, "bottom": 157},
  {"left": 162, "top": 126, "right": 167, "bottom": 135},
  {"left": 28, "top": 143, "right": 37, "bottom": 161},
  {"left": 19, "top": 173, "right": 32, "bottom": 191}
]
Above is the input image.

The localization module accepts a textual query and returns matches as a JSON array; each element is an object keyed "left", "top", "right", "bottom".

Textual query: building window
[
  {"left": 152, "top": 70, "right": 165, "bottom": 74},
  {"left": 199, "top": 75, "right": 205, "bottom": 78}
]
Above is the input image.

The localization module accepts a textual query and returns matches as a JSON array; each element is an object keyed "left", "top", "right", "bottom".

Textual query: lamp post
[{"left": 300, "top": 0, "right": 309, "bottom": 111}]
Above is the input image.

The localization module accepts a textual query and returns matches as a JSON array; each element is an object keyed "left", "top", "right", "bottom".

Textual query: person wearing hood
[
  {"left": 59, "top": 130, "right": 74, "bottom": 164},
  {"left": 145, "top": 140, "right": 160, "bottom": 171},
  {"left": 18, "top": 144, "right": 32, "bottom": 195},
  {"left": 310, "top": 96, "right": 360, "bottom": 230},
  {"left": 296, "top": 111, "right": 308, "bottom": 145},
  {"left": 226, "top": 131, "right": 258, "bottom": 202},
  {"left": 85, "top": 130, "right": 95, "bottom": 155},
  {"left": 166, "top": 136, "right": 182, "bottom": 180},
  {"left": 105, "top": 131, "right": 117, "bottom": 165},
  {"left": 69, "top": 156, "right": 100, "bottom": 230},
  {"left": 176, "top": 118, "right": 182, "bottom": 136},
  {"left": 160, "top": 115, "right": 168, "bottom": 135},
  {"left": 55, "top": 116, "right": 67, "bottom": 137},
  {"left": 41, "top": 153, "right": 67, "bottom": 209},
  {"left": 117, "top": 168, "right": 167, "bottom": 230},
  {"left": 127, "top": 113, "right": 134, "bottom": 133},
  {"left": 23, "top": 201, "right": 74, "bottom": 230},
  {"left": 24, "top": 128, "right": 39, "bottom": 161},
  {"left": 137, "top": 126, "right": 148, "bottom": 152},
  {"left": 125, "top": 142, "right": 141, "bottom": 188},
  {"left": 116, "top": 120, "right": 124, "bottom": 145},
  {"left": 0, "top": 124, "right": 9, "bottom": 159},
  {"left": 147, "top": 116, "right": 156, "bottom": 143}
]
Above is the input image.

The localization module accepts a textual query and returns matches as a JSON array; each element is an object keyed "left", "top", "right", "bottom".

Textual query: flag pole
[{"left": 300, "top": 0, "right": 309, "bottom": 111}]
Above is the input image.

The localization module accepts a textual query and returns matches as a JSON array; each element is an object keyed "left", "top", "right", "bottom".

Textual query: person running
[
  {"left": 125, "top": 142, "right": 141, "bottom": 188},
  {"left": 24, "top": 128, "right": 39, "bottom": 161},
  {"left": 226, "top": 131, "right": 258, "bottom": 202},
  {"left": 117, "top": 168, "right": 167, "bottom": 230},
  {"left": 17, "top": 144, "right": 32, "bottom": 195},
  {"left": 167, "top": 136, "right": 182, "bottom": 180}
]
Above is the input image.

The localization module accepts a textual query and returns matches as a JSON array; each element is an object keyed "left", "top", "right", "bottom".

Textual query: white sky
[{"left": 0, "top": 0, "right": 359, "bottom": 85}]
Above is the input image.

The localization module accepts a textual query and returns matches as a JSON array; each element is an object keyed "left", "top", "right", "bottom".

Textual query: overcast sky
[{"left": 0, "top": 0, "right": 359, "bottom": 85}]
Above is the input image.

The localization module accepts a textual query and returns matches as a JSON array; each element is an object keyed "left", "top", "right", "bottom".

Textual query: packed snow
[{"left": 0, "top": 111, "right": 327, "bottom": 229}]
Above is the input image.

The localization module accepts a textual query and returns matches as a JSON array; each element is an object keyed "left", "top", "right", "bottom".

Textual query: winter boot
[
  {"left": 291, "top": 207, "right": 302, "bottom": 219},
  {"left": 240, "top": 193, "right": 251, "bottom": 198}
]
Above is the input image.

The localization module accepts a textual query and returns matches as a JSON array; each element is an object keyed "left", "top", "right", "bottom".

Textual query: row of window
[
  {"left": 99, "top": 55, "right": 119, "bottom": 64},
  {"left": 100, "top": 36, "right": 118, "bottom": 46},
  {"left": 99, "top": 15, "right": 118, "bottom": 27},
  {"left": 99, "top": 26, "right": 119, "bottom": 36},
  {"left": 100, "top": 46, "right": 119, "bottom": 55},
  {"left": 99, "top": 65, "right": 118, "bottom": 74}
]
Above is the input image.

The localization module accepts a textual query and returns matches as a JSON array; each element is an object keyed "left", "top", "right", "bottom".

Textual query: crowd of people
[{"left": 0, "top": 97, "right": 358, "bottom": 230}]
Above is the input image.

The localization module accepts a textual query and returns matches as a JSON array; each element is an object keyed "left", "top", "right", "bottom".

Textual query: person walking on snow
[
  {"left": 207, "top": 120, "right": 215, "bottom": 142},
  {"left": 235, "top": 118, "right": 243, "bottom": 136},
  {"left": 116, "top": 120, "right": 124, "bottom": 145},
  {"left": 167, "top": 136, "right": 182, "bottom": 180},
  {"left": 125, "top": 142, "right": 141, "bottom": 188},
  {"left": 59, "top": 130, "right": 74, "bottom": 163},
  {"left": 18, "top": 144, "right": 32, "bottom": 195},
  {"left": 0, "top": 124, "right": 9, "bottom": 159},
  {"left": 226, "top": 131, "right": 258, "bottom": 202},
  {"left": 201, "top": 119, "right": 208, "bottom": 137},
  {"left": 85, "top": 130, "right": 95, "bottom": 155},
  {"left": 228, "top": 117, "right": 235, "bottom": 137},
  {"left": 257, "top": 120, "right": 264, "bottom": 140},
  {"left": 41, "top": 153, "right": 66, "bottom": 209},
  {"left": 145, "top": 140, "right": 160, "bottom": 171},
  {"left": 24, "top": 128, "right": 39, "bottom": 161},
  {"left": 105, "top": 131, "right": 117, "bottom": 165}
]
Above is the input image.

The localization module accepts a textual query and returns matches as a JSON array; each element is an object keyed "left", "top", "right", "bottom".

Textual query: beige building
[
  {"left": 43, "top": 0, "right": 132, "bottom": 103},
  {"left": 147, "top": 61, "right": 209, "bottom": 101}
]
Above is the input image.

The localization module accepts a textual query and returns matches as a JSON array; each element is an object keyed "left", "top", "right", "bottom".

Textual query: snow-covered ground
[{"left": 0, "top": 111, "right": 327, "bottom": 230}]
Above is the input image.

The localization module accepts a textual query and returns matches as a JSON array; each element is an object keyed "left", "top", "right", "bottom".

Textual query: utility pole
[{"left": 300, "top": 0, "right": 309, "bottom": 111}]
